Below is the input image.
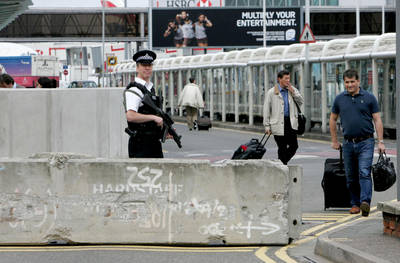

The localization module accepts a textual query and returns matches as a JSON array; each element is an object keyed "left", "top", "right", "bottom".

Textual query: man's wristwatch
[{"left": 378, "top": 140, "right": 384, "bottom": 143}]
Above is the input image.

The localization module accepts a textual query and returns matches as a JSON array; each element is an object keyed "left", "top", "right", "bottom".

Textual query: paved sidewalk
[{"left": 314, "top": 210, "right": 399, "bottom": 263}]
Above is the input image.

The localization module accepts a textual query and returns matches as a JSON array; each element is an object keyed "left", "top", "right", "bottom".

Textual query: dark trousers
[
  {"left": 274, "top": 116, "right": 298, "bottom": 165},
  {"left": 128, "top": 136, "right": 163, "bottom": 158}
]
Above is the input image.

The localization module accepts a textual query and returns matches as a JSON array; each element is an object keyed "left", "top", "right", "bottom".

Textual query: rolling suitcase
[
  {"left": 321, "top": 146, "right": 351, "bottom": 210},
  {"left": 196, "top": 116, "right": 212, "bottom": 131},
  {"left": 231, "top": 132, "right": 270, "bottom": 160}
]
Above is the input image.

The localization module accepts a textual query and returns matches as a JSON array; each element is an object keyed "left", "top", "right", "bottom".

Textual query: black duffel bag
[
  {"left": 372, "top": 152, "right": 396, "bottom": 192},
  {"left": 294, "top": 100, "right": 306, "bottom": 135}
]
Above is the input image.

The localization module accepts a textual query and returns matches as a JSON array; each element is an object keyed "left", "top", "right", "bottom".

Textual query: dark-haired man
[
  {"left": 0, "top": 74, "right": 24, "bottom": 88},
  {"left": 263, "top": 69, "right": 304, "bottom": 165},
  {"left": 330, "top": 69, "right": 384, "bottom": 217}
]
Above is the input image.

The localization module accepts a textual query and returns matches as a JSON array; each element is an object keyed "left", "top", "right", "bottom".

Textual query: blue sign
[{"left": 63, "top": 65, "right": 68, "bottom": 69}]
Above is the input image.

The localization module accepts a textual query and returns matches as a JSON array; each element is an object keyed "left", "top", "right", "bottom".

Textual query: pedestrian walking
[
  {"left": 329, "top": 69, "right": 385, "bottom": 217},
  {"left": 178, "top": 77, "right": 204, "bottom": 130},
  {"left": 263, "top": 69, "right": 304, "bottom": 165}
]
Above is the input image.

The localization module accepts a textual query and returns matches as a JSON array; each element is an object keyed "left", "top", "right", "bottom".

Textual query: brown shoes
[
  {"left": 360, "top": 202, "right": 370, "bottom": 217},
  {"left": 349, "top": 206, "right": 360, "bottom": 214}
]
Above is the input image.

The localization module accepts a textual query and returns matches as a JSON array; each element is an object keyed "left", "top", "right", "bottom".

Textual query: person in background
[
  {"left": 163, "top": 20, "right": 183, "bottom": 48},
  {"left": 0, "top": 74, "right": 25, "bottom": 88},
  {"left": 194, "top": 14, "right": 212, "bottom": 47},
  {"left": 330, "top": 69, "right": 385, "bottom": 217},
  {"left": 36, "top": 77, "right": 53, "bottom": 88},
  {"left": 263, "top": 69, "right": 304, "bottom": 165},
  {"left": 179, "top": 11, "right": 194, "bottom": 47},
  {"left": 178, "top": 77, "right": 204, "bottom": 131},
  {"left": 51, "top": 79, "right": 57, "bottom": 88}
]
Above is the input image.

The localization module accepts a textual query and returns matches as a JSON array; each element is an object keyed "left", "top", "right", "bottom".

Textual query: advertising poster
[
  {"left": 0, "top": 56, "right": 32, "bottom": 76},
  {"left": 152, "top": 8, "right": 301, "bottom": 48}
]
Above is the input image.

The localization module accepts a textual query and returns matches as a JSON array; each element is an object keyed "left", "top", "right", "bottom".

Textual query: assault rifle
[{"left": 142, "top": 94, "right": 182, "bottom": 148}]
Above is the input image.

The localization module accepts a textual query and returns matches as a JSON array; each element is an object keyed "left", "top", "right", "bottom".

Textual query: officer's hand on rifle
[
  {"left": 153, "top": 115, "right": 163, "bottom": 127},
  {"left": 166, "top": 133, "right": 173, "bottom": 140}
]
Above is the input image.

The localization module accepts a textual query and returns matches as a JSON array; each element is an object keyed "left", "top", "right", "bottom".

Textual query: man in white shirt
[{"left": 123, "top": 50, "right": 165, "bottom": 158}]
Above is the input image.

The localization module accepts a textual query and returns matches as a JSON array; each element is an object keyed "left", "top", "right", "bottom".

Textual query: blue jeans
[{"left": 342, "top": 137, "right": 375, "bottom": 207}]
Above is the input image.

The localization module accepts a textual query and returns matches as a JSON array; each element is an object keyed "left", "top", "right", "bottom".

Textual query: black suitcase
[
  {"left": 321, "top": 147, "right": 352, "bottom": 210},
  {"left": 196, "top": 116, "right": 212, "bottom": 131},
  {"left": 231, "top": 132, "right": 270, "bottom": 160}
]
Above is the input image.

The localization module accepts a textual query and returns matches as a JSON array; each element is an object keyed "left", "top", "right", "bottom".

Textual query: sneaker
[
  {"left": 360, "top": 202, "right": 370, "bottom": 217},
  {"left": 193, "top": 122, "right": 197, "bottom": 130},
  {"left": 349, "top": 206, "right": 360, "bottom": 214}
]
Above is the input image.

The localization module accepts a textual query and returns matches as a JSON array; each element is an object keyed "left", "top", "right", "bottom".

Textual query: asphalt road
[{"left": 0, "top": 123, "right": 396, "bottom": 263}]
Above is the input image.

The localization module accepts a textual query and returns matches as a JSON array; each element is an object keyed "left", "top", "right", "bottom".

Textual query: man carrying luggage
[
  {"left": 329, "top": 69, "right": 385, "bottom": 217},
  {"left": 263, "top": 69, "right": 304, "bottom": 165},
  {"left": 178, "top": 77, "right": 204, "bottom": 131}
]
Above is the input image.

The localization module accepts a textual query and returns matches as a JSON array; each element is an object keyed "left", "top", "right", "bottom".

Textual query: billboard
[
  {"left": 0, "top": 56, "right": 32, "bottom": 76},
  {"left": 152, "top": 8, "right": 301, "bottom": 48},
  {"left": 154, "top": 0, "right": 224, "bottom": 8}
]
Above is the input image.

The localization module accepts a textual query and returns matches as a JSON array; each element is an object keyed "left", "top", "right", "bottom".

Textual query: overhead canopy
[{"left": 0, "top": 0, "right": 32, "bottom": 31}]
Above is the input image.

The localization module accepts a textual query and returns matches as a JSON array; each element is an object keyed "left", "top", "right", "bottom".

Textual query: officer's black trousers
[
  {"left": 273, "top": 116, "right": 298, "bottom": 165},
  {"left": 128, "top": 136, "right": 163, "bottom": 158}
]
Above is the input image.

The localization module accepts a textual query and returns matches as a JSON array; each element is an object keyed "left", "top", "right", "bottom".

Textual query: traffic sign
[
  {"left": 107, "top": 56, "right": 117, "bottom": 66},
  {"left": 63, "top": 65, "right": 68, "bottom": 70},
  {"left": 63, "top": 69, "right": 68, "bottom": 76},
  {"left": 299, "top": 23, "right": 316, "bottom": 44}
]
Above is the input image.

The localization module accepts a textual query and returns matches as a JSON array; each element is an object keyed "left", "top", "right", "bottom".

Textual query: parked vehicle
[{"left": 67, "top": 80, "right": 97, "bottom": 88}]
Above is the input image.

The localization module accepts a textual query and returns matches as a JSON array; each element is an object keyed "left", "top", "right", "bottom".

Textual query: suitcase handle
[
  {"left": 339, "top": 145, "right": 344, "bottom": 170},
  {"left": 257, "top": 132, "right": 271, "bottom": 149}
]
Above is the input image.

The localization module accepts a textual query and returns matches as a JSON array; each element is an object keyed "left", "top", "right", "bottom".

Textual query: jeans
[{"left": 342, "top": 137, "right": 374, "bottom": 207}]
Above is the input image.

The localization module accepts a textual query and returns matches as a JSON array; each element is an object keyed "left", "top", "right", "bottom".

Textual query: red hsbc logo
[
  {"left": 100, "top": 0, "right": 123, "bottom": 7},
  {"left": 197, "top": 0, "right": 212, "bottom": 7}
]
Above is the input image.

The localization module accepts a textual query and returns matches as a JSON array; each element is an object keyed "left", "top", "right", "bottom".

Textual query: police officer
[{"left": 123, "top": 50, "right": 165, "bottom": 158}]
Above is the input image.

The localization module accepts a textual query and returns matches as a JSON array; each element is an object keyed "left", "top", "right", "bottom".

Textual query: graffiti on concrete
[
  {"left": 92, "top": 166, "right": 184, "bottom": 197},
  {"left": 0, "top": 165, "right": 287, "bottom": 240}
]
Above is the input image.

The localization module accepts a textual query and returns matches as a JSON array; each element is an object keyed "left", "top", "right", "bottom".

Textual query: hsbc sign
[{"left": 154, "top": 0, "right": 224, "bottom": 7}]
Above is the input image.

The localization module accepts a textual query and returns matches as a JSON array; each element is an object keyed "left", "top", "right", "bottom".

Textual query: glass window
[
  {"left": 361, "top": 12, "right": 382, "bottom": 34},
  {"left": 0, "top": 13, "right": 141, "bottom": 38},
  {"left": 326, "top": 0, "right": 338, "bottom": 5},
  {"left": 311, "top": 12, "right": 356, "bottom": 35},
  {"left": 237, "top": 0, "right": 249, "bottom": 6},
  {"left": 225, "top": 0, "right": 237, "bottom": 6},
  {"left": 311, "top": 0, "right": 319, "bottom": 6},
  {"left": 288, "top": 0, "right": 299, "bottom": 6},
  {"left": 274, "top": 0, "right": 287, "bottom": 6},
  {"left": 249, "top": 0, "right": 261, "bottom": 6}
]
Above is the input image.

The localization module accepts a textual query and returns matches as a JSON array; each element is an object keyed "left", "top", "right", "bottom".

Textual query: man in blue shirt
[
  {"left": 264, "top": 69, "right": 304, "bottom": 165},
  {"left": 330, "top": 69, "right": 385, "bottom": 217}
]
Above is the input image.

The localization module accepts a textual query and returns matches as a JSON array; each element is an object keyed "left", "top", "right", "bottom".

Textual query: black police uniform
[{"left": 123, "top": 50, "right": 163, "bottom": 158}]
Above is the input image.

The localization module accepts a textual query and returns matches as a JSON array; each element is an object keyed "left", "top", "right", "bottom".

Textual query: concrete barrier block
[
  {"left": 0, "top": 158, "right": 301, "bottom": 245},
  {"left": 0, "top": 88, "right": 128, "bottom": 158}
]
